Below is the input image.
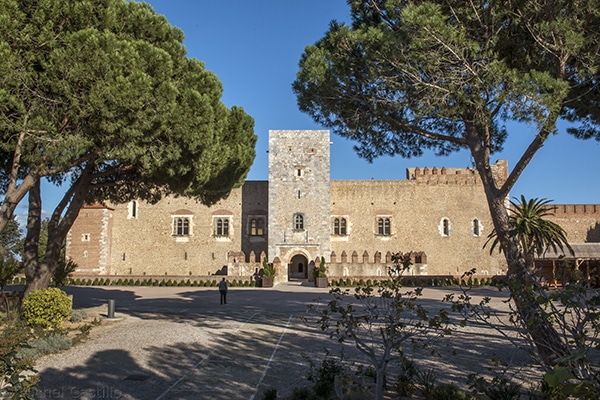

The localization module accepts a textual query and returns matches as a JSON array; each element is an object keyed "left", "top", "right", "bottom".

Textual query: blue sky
[{"left": 31, "top": 0, "right": 599, "bottom": 222}]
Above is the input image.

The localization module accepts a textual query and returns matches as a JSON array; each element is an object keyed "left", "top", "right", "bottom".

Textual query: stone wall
[
  {"left": 546, "top": 204, "right": 600, "bottom": 242},
  {"left": 65, "top": 129, "right": 598, "bottom": 280},
  {"left": 268, "top": 130, "right": 331, "bottom": 265},
  {"left": 104, "top": 190, "right": 246, "bottom": 276},
  {"left": 330, "top": 161, "right": 508, "bottom": 276}
]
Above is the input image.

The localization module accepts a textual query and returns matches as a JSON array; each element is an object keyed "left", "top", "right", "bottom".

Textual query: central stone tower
[{"left": 268, "top": 130, "right": 331, "bottom": 280}]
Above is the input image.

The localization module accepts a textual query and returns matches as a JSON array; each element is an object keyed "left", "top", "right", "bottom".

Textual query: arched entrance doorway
[{"left": 288, "top": 254, "right": 309, "bottom": 280}]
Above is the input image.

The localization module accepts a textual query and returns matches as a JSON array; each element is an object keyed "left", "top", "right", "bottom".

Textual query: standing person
[{"left": 219, "top": 277, "right": 228, "bottom": 305}]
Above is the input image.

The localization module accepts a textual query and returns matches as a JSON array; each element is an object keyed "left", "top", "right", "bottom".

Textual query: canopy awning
[{"left": 536, "top": 243, "right": 600, "bottom": 261}]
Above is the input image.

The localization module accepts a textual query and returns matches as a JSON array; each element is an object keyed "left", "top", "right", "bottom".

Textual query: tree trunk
[
  {"left": 24, "top": 166, "right": 94, "bottom": 295},
  {"left": 375, "top": 365, "right": 385, "bottom": 400},
  {"left": 485, "top": 183, "right": 570, "bottom": 367},
  {"left": 0, "top": 173, "right": 38, "bottom": 234},
  {"left": 23, "top": 180, "right": 51, "bottom": 297},
  {"left": 504, "top": 240, "right": 571, "bottom": 366}
]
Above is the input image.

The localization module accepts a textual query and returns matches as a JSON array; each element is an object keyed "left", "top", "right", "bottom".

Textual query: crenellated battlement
[
  {"left": 547, "top": 204, "right": 600, "bottom": 216},
  {"left": 406, "top": 159, "right": 508, "bottom": 186},
  {"left": 227, "top": 249, "right": 431, "bottom": 278}
]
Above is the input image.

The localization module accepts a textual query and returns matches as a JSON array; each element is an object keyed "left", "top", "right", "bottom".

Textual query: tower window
[
  {"left": 293, "top": 213, "right": 304, "bottom": 231},
  {"left": 377, "top": 217, "right": 391, "bottom": 236},
  {"left": 332, "top": 217, "right": 348, "bottom": 236},
  {"left": 250, "top": 218, "right": 265, "bottom": 236}
]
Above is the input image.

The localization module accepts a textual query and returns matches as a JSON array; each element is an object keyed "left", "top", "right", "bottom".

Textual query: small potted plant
[
  {"left": 314, "top": 256, "right": 328, "bottom": 288},
  {"left": 261, "top": 258, "right": 276, "bottom": 288}
]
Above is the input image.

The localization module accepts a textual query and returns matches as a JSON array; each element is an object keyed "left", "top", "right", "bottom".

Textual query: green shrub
[
  {"left": 22, "top": 288, "right": 72, "bottom": 329},
  {"left": 0, "top": 322, "right": 38, "bottom": 399},
  {"left": 306, "top": 354, "right": 345, "bottom": 399},
  {"left": 70, "top": 309, "right": 88, "bottom": 323},
  {"left": 16, "top": 333, "right": 72, "bottom": 360}
]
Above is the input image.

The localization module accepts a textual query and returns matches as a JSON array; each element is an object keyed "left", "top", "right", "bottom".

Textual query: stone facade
[
  {"left": 65, "top": 130, "right": 599, "bottom": 282},
  {"left": 268, "top": 130, "right": 331, "bottom": 279}
]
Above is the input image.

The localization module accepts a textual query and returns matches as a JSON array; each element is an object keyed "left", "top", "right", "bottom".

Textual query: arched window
[
  {"left": 174, "top": 217, "right": 190, "bottom": 236},
  {"left": 128, "top": 200, "right": 138, "bottom": 219},
  {"left": 377, "top": 217, "right": 391, "bottom": 236},
  {"left": 294, "top": 214, "right": 304, "bottom": 230},
  {"left": 340, "top": 218, "right": 347, "bottom": 235},
  {"left": 172, "top": 211, "right": 194, "bottom": 239},
  {"left": 333, "top": 217, "right": 348, "bottom": 236},
  {"left": 250, "top": 218, "right": 265, "bottom": 236},
  {"left": 216, "top": 218, "right": 229, "bottom": 236},
  {"left": 442, "top": 218, "right": 451, "bottom": 236},
  {"left": 257, "top": 218, "right": 264, "bottom": 235}
]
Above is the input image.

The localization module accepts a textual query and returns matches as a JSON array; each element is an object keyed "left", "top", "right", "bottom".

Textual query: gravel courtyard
[{"left": 32, "top": 282, "right": 542, "bottom": 399}]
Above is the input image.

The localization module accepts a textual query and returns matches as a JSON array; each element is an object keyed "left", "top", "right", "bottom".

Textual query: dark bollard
[{"left": 108, "top": 299, "right": 115, "bottom": 318}]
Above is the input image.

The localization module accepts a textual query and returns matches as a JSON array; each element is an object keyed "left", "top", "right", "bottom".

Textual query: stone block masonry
[{"left": 65, "top": 130, "right": 599, "bottom": 282}]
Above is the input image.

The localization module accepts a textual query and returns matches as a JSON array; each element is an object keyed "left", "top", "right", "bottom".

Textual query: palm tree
[{"left": 486, "top": 195, "right": 574, "bottom": 272}]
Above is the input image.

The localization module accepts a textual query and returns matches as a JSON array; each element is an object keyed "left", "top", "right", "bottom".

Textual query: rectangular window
[{"left": 472, "top": 218, "right": 481, "bottom": 237}]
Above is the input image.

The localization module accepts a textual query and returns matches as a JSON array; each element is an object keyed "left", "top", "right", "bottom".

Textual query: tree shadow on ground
[{"left": 33, "top": 285, "right": 543, "bottom": 399}]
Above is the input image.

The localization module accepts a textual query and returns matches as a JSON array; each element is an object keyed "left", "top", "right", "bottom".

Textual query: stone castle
[{"left": 66, "top": 130, "right": 600, "bottom": 283}]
